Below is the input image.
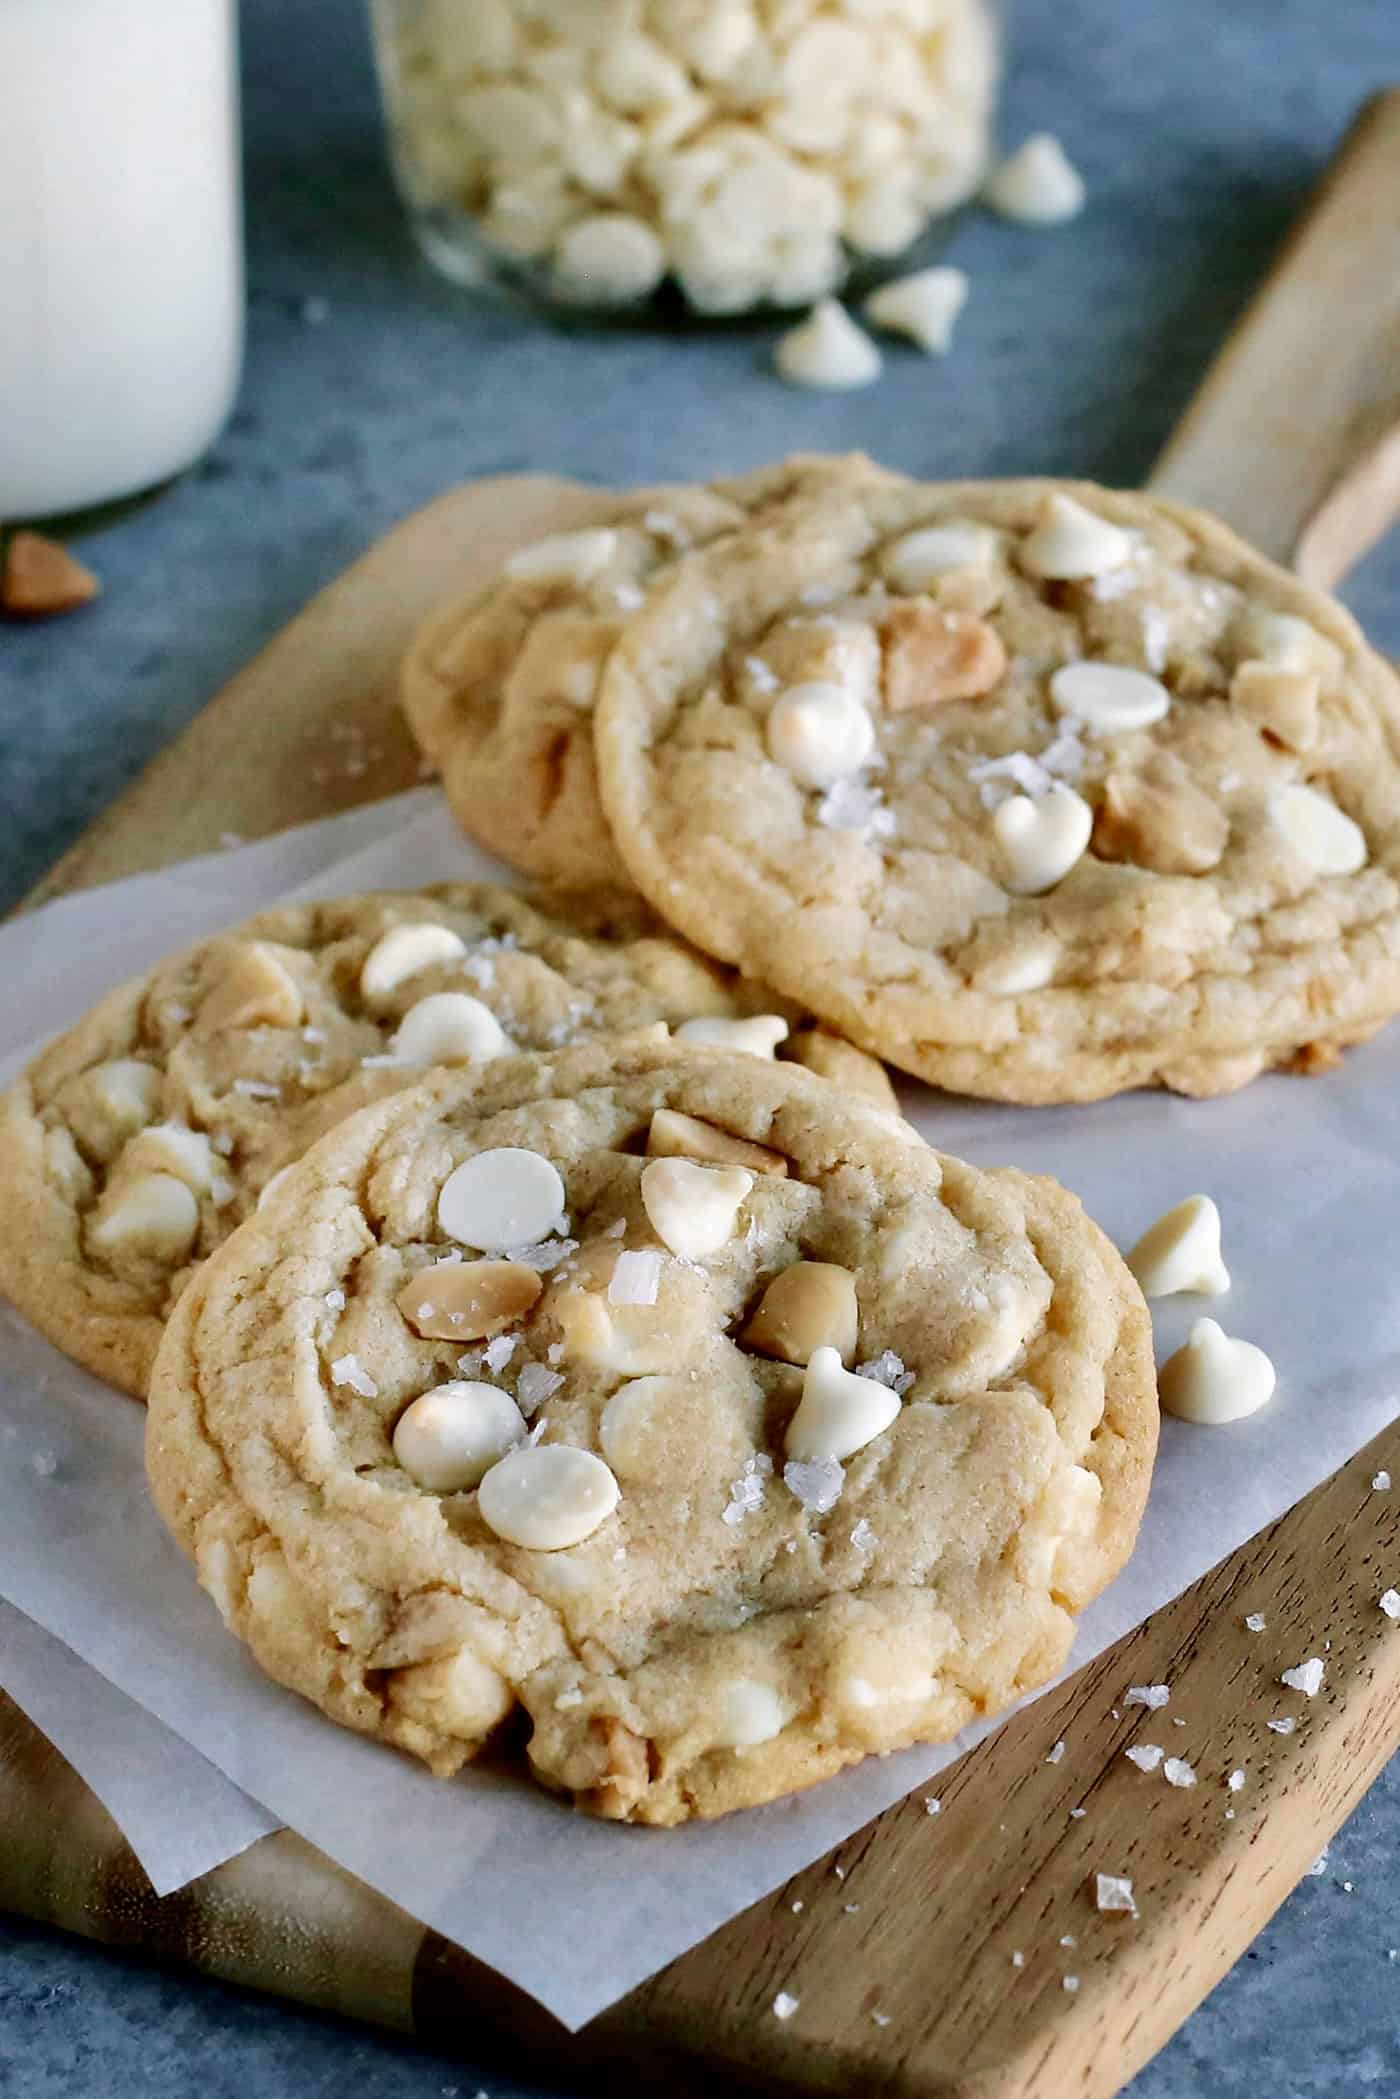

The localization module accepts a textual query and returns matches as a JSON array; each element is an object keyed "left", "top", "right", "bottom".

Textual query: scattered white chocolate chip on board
[
  {"left": 1270, "top": 784, "right": 1367, "bottom": 874},
  {"left": 640, "top": 1156, "right": 753, "bottom": 1260},
  {"left": 1126, "top": 1196, "right": 1230, "bottom": 1298},
  {"left": 393, "top": 1381, "right": 527, "bottom": 1492},
  {"left": 438, "top": 1148, "right": 567, "bottom": 1252},
  {"left": 477, "top": 1444, "right": 619, "bottom": 1550},
  {"left": 391, "top": 992, "right": 508, "bottom": 1065},
  {"left": 984, "top": 134, "right": 1086, "bottom": 225},
  {"left": 1050, "top": 661, "right": 1170, "bottom": 733},
  {"left": 994, "top": 784, "right": 1093, "bottom": 894},
  {"left": 360, "top": 922, "right": 467, "bottom": 1005},
  {"left": 863, "top": 266, "right": 968, "bottom": 354},
  {"left": 1158, "top": 1319, "right": 1276, "bottom": 1425},
  {"left": 766, "top": 681, "right": 877, "bottom": 788},
  {"left": 674, "top": 1014, "right": 789, "bottom": 1059},
  {"left": 1022, "top": 493, "right": 1133, "bottom": 580},
  {"left": 785, "top": 1345, "right": 902, "bottom": 1462},
  {"left": 89, "top": 1173, "right": 199, "bottom": 1260},
  {"left": 505, "top": 528, "right": 619, "bottom": 587},
  {"left": 775, "top": 300, "right": 882, "bottom": 390}
]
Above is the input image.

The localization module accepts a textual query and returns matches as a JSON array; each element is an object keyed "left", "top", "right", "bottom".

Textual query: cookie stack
[{"left": 9, "top": 453, "right": 1398, "bottom": 1823}]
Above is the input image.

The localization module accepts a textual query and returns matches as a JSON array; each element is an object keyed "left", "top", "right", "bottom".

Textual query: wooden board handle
[{"left": 1148, "top": 89, "right": 1400, "bottom": 585}]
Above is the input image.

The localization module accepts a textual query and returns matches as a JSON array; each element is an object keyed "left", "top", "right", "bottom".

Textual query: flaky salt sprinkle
[
  {"left": 784, "top": 1455, "right": 845, "bottom": 1515},
  {"left": 1045, "top": 1739, "right": 1066, "bottom": 1765},
  {"left": 1306, "top": 1848, "right": 1329, "bottom": 1877},
  {"left": 360, "top": 1053, "right": 410, "bottom": 1069},
  {"left": 608, "top": 1249, "right": 663, "bottom": 1306},
  {"left": 1069, "top": 1807, "right": 1088, "bottom": 1820},
  {"left": 924, "top": 1796, "right": 941, "bottom": 1815},
  {"left": 1124, "top": 1683, "right": 1170, "bottom": 1710},
  {"left": 1162, "top": 1757, "right": 1196, "bottom": 1789},
  {"left": 1010, "top": 1950, "right": 1025, "bottom": 1968},
  {"left": 324, "top": 1289, "right": 345, "bottom": 1311},
  {"left": 722, "top": 1454, "right": 774, "bottom": 1527},
  {"left": 233, "top": 1078, "right": 281, "bottom": 1099},
  {"left": 482, "top": 1334, "right": 517, "bottom": 1373},
  {"left": 1244, "top": 1612, "right": 1267, "bottom": 1633},
  {"left": 1374, "top": 1471, "right": 1392, "bottom": 1491},
  {"left": 968, "top": 748, "right": 1053, "bottom": 809},
  {"left": 1095, "top": 1873, "right": 1137, "bottom": 1916},
  {"left": 772, "top": 1992, "right": 800, "bottom": 2022},
  {"left": 331, "top": 1353, "right": 378, "bottom": 1399},
  {"left": 817, "top": 776, "right": 897, "bottom": 839},
  {"left": 745, "top": 654, "right": 780, "bottom": 695},
  {"left": 1124, "top": 1743, "right": 1164, "bottom": 1773},
  {"left": 1280, "top": 1657, "right": 1325, "bottom": 1697},
  {"left": 850, "top": 1517, "right": 878, "bottom": 1554},
  {"left": 1267, "top": 1716, "right": 1297, "bottom": 1735},
  {"left": 870, "top": 2010, "right": 891, "bottom": 2028},
  {"left": 1380, "top": 1590, "right": 1400, "bottom": 1620},
  {"left": 516, "top": 1362, "right": 564, "bottom": 1414},
  {"left": 1228, "top": 1768, "right": 1247, "bottom": 1792},
  {"left": 1059, "top": 1934, "right": 1077, "bottom": 1948},
  {"left": 857, "top": 1350, "right": 915, "bottom": 1396},
  {"left": 1062, "top": 1976, "right": 1080, "bottom": 1995},
  {"left": 302, "top": 1025, "right": 327, "bottom": 1045},
  {"left": 509, "top": 1234, "right": 577, "bottom": 1272}
]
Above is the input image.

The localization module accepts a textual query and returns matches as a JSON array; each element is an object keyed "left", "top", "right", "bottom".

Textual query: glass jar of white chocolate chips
[{"left": 367, "top": 0, "right": 1001, "bottom": 316}]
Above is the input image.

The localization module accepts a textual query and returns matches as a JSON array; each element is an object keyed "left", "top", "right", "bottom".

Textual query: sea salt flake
[
  {"left": 856, "top": 1350, "right": 915, "bottom": 1396},
  {"left": 1059, "top": 1934, "right": 1077, "bottom": 1948},
  {"left": 1267, "top": 1717, "right": 1296, "bottom": 1735},
  {"left": 554, "top": 1686, "right": 584, "bottom": 1710},
  {"left": 331, "top": 1353, "right": 378, "bottom": 1398},
  {"left": 924, "top": 1796, "right": 941, "bottom": 1815},
  {"left": 817, "top": 776, "right": 897, "bottom": 838},
  {"left": 1045, "top": 1739, "right": 1066, "bottom": 1765},
  {"left": 968, "top": 748, "right": 1052, "bottom": 809},
  {"left": 772, "top": 1992, "right": 800, "bottom": 2021},
  {"left": 1140, "top": 606, "right": 1171, "bottom": 671},
  {"left": 1380, "top": 1590, "right": 1400, "bottom": 1620},
  {"left": 482, "top": 1334, "right": 518, "bottom": 1373},
  {"left": 1124, "top": 1684, "right": 1170, "bottom": 1710},
  {"left": 870, "top": 2011, "right": 891, "bottom": 2028},
  {"left": 722, "top": 1454, "right": 773, "bottom": 1526},
  {"left": 516, "top": 1363, "right": 564, "bottom": 1413},
  {"left": 233, "top": 1078, "right": 280, "bottom": 1099},
  {"left": 850, "top": 1517, "right": 878, "bottom": 1554},
  {"left": 608, "top": 1250, "right": 663, "bottom": 1306},
  {"left": 784, "top": 1455, "right": 845, "bottom": 1514},
  {"left": 745, "top": 654, "right": 780, "bottom": 694},
  {"left": 1244, "top": 1612, "right": 1267, "bottom": 1632},
  {"left": 1373, "top": 1471, "right": 1392, "bottom": 1491},
  {"left": 1280, "top": 1658, "right": 1325, "bottom": 1697},
  {"left": 1124, "top": 1742, "right": 1164, "bottom": 1772},
  {"left": 1162, "top": 1757, "right": 1196, "bottom": 1789},
  {"left": 324, "top": 1289, "right": 346, "bottom": 1311},
  {"left": 1306, "top": 1848, "right": 1329, "bottom": 1876},
  {"left": 1095, "top": 1874, "right": 1137, "bottom": 1916},
  {"left": 1010, "top": 1950, "right": 1025, "bottom": 1968},
  {"left": 1062, "top": 1975, "right": 1080, "bottom": 1994},
  {"left": 1228, "top": 1768, "right": 1247, "bottom": 1792},
  {"left": 1069, "top": 1807, "right": 1087, "bottom": 1819},
  {"left": 1038, "top": 715, "right": 1086, "bottom": 783},
  {"left": 360, "top": 1053, "right": 410, "bottom": 1069},
  {"left": 302, "top": 1026, "right": 327, "bottom": 1045},
  {"left": 31, "top": 1450, "right": 58, "bottom": 1479},
  {"left": 509, "top": 1234, "right": 577, "bottom": 1271}
]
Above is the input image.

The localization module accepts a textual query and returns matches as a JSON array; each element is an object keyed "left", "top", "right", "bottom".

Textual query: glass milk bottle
[{"left": 0, "top": 0, "right": 245, "bottom": 519}]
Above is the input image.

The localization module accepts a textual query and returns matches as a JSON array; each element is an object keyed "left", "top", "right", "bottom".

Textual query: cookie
[
  {"left": 0, "top": 884, "right": 888, "bottom": 1398},
  {"left": 594, "top": 468, "right": 1400, "bottom": 1102},
  {"left": 145, "top": 1035, "right": 1157, "bottom": 1825},
  {"left": 400, "top": 455, "right": 900, "bottom": 889}
]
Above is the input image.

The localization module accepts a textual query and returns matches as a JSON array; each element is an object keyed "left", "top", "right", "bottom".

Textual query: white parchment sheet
[{"left": 2, "top": 787, "right": 1399, "bottom": 2029}]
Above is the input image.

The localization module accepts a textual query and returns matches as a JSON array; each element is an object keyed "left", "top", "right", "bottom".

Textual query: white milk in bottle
[{"left": 0, "top": 0, "right": 244, "bottom": 517}]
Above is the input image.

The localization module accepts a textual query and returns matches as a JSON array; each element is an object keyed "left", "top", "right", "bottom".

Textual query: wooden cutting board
[{"left": 4, "top": 90, "right": 1400, "bottom": 2099}]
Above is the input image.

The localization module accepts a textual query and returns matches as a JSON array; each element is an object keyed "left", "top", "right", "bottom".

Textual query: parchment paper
[{"left": 2, "top": 787, "right": 1398, "bottom": 2029}]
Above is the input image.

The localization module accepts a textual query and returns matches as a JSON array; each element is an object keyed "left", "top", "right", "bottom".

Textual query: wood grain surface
[{"left": 5, "top": 92, "right": 1400, "bottom": 2099}]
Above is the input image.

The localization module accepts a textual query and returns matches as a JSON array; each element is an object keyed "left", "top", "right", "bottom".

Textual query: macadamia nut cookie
[
  {"left": 0, "top": 884, "right": 885, "bottom": 1397},
  {"left": 400, "top": 456, "right": 897, "bottom": 889},
  {"left": 595, "top": 470, "right": 1400, "bottom": 1102},
  {"left": 145, "top": 1036, "right": 1156, "bottom": 1824}
]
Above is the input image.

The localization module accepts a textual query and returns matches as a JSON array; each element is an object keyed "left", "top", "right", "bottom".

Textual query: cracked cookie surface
[
  {"left": 0, "top": 884, "right": 856, "bottom": 1398},
  {"left": 594, "top": 468, "right": 1400, "bottom": 1101},
  {"left": 146, "top": 1036, "right": 1156, "bottom": 1824}
]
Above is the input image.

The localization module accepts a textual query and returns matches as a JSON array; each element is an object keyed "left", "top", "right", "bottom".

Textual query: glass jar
[
  {"left": 0, "top": 0, "right": 243, "bottom": 519},
  {"left": 368, "top": 0, "right": 1001, "bottom": 318}
]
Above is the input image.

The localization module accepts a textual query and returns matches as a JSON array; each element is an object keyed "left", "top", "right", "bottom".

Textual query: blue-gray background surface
[{"left": 2, "top": 0, "right": 1399, "bottom": 2091}]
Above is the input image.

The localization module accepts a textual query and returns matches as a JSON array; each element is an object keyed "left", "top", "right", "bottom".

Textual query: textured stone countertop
[{"left": 2, "top": 0, "right": 1399, "bottom": 2093}]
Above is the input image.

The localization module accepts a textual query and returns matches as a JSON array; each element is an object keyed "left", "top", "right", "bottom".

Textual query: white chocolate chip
[
  {"left": 775, "top": 300, "right": 882, "bottom": 391},
  {"left": 973, "top": 937, "right": 1060, "bottom": 995},
  {"left": 1158, "top": 1318, "right": 1276, "bottom": 1425},
  {"left": 123, "top": 1122, "right": 219, "bottom": 1194},
  {"left": 477, "top": 1444, "right": 620, "bottom": 1551},
  {"left": 674, "top": 1014, "right": 789, "bottom": 1060},
  {"left": 880, "top": 523, "right": 998, "bottom": 592},
  {"left": 1126, "top": 1196, "right": 1230, "bottom": 1298},
  {"left": 392, "top": 1381, "right": 527, "bottom": 1492},
  {"left": 1270, "top": 784, "right": 1367, "bottom": 874},
  {"left": 1237, "top": 609, "right": 1340, "bottom": 679},
  {"left": 505, "top": 528, "right": 619, "bottom": 588},
  {"left": 994, "top": 785, "right": 1093, "bottom": 894},
  {"left": 714, "top": 1679, "right": 789, "bottom": 1750},
  {"left": 599, "top": 1374, "right": 682, "bottom": 1480},
  {"left": 785, "top": 1344, "right": 902, "bottom": 1462},
  {"left": 863, "top": 266, "right": 968, "bottom": 354},
  {"left": 553, "top": 213, "right": 666, "bottom": 303},
  {"left": 766, "top": 681, "right": 876, "bottom": 788},
  {"left": 391, "top": 992, "right": 509, "bottom": 1066},
  {"left": 1022, "top": 495, "right": 1134, "bottom": 581},
  {"left": 91, "top": 1060, "right": 161, "bottom": 1131},
  {"left": 438, "top": 1148, "right": 567, "bottom": 1253},
  {"left": 640, "top": 1156, "right": 752, "bottom": 1261},
  {"left": 360, "top": 923, "right": 467, "bottom": 1007},
  {"left": 396, "top": 1258, "right": 542, "bottom": 1341},
  {"left": 984, "top": 135, "right": 1086, "bottom": 225},
  {"left": 1049, "top": 661, "right": 1170, "bottom": 733},
  {"left": 89, "top": 1173, "right": 199, "bottom": 1261}
]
